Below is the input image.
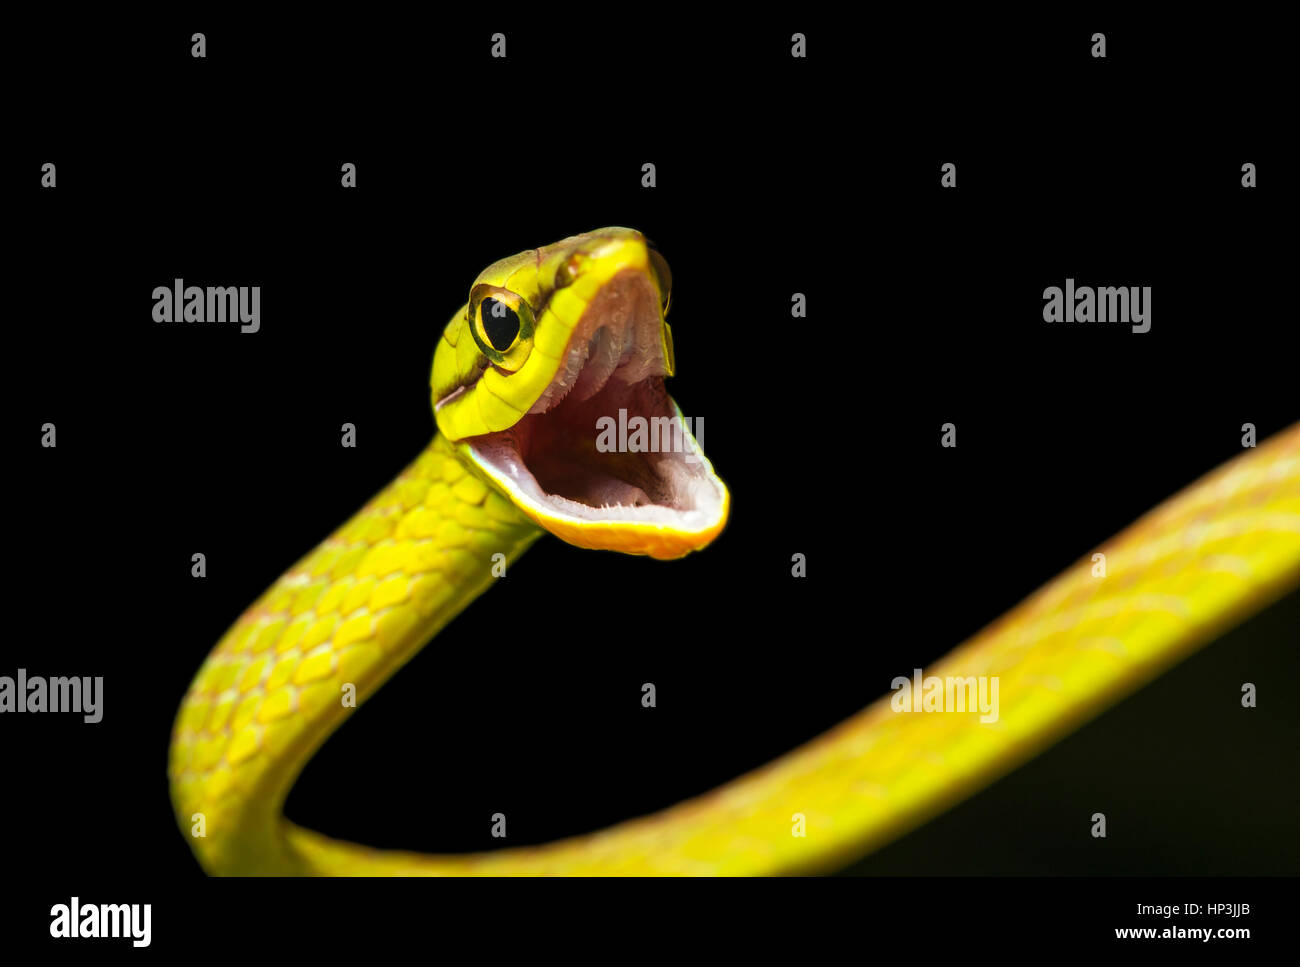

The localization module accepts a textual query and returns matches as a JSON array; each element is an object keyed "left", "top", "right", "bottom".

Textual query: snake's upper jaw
[{"left": 458, "top": 273, "right": 728, "bottom": 560}]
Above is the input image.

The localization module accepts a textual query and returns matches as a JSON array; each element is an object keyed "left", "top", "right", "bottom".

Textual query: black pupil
[{"left": 481, "top": 298, "right": 520, "bottom": 351}]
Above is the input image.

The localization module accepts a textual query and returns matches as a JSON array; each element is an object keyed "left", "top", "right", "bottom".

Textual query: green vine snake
[{"left": 169, "top": 227, "right": 1300, "bottom": 874}]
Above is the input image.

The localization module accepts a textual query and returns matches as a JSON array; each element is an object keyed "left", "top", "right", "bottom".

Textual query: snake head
[{"left": 431, "top": 227, "right": 729, "bottom": 560}]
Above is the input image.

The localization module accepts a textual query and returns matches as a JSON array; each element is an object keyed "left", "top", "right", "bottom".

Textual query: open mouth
[{"left": 448, "top": 269, "right": 726, "bottom": 531}]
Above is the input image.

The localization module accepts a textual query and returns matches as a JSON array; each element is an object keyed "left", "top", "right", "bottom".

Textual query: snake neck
[{"left": 168, "top": 433, "right": 541, "bottom": 875}]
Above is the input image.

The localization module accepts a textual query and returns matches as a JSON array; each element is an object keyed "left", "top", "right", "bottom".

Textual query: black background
[{"left": 4, "top": 10, "right": 1296, "bottom": 951}]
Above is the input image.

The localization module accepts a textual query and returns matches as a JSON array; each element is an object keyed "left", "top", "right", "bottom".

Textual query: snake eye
[
  {"left": 481, "top": 298, "right": 520, "bottom": 351},
  {"left": 468, "top": 284, "right": 535, "bottom": 372}
]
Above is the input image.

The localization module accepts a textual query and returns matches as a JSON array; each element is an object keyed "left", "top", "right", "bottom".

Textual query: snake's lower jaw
[{"left": 461, "top": 373, "right": 729, "bottom": 559}]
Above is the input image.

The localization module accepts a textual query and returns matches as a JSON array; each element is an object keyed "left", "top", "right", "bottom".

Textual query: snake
[{"left": 169, "top": 227, "right": 1300, "bottom": 875}]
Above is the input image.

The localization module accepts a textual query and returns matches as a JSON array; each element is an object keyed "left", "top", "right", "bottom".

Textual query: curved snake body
[{"left": 170, "top": 229, "right": 1300, "bottom": 874}]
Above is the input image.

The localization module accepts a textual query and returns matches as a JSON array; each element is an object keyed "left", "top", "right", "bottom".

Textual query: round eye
[
  {"left": 480, "top": 297, "right": 520, "bottom": 351},
  {"left": 467, "top": 284, "right": 535, "bottom": 371}
]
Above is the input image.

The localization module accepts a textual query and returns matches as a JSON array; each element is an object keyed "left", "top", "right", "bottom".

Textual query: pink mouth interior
[{"left": 462, "top": 269, "right": 723, "bottom": 524}]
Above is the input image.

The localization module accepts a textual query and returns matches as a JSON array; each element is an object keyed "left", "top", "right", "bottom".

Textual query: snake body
[{"left": 169, "top": 229, "right": 1300, "bottom": 874}]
